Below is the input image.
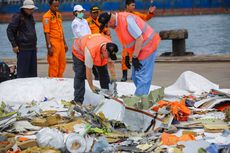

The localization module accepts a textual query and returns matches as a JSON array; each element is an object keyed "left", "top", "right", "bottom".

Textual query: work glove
[
  {"left": 109, "top": 80, "right": 118, "bottom": 96},
  {"left": 100, "top": 88, "right": 117, "bottom": 99},
  {"left": 132, "top": 57, "right": 142, "bottom": 71},
  {"left": 90, "top": 85, "right": 100, "bottom": 94},
  {"left": 125, "top": 55, "right": 131, "bottom": 69},
  {"left": 112, "top": 81, "right": 118, "bottom": 97},
  {"left": 110, "top": 79, "right": 116, "bottom": 84}
]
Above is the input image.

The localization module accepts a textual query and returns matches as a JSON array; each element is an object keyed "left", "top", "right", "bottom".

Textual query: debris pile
[{"left": 0, "top": 71, "right": 229, "bottom": 153}]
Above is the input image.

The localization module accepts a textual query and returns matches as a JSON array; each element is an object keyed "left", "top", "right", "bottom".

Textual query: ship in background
[{"left": 0, "top": 0, "right": 230, "bottom": 22}]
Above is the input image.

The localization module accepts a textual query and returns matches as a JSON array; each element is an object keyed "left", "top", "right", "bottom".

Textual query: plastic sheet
[
  {"left": 14, "top": 120, "right": 41, "bottom": 132},
  {"left": 95, "top": 98, "right": 155, "bottom": 132},
  {"left": 36, "top": 127, "right": 65, "bottom": 150},
  {"left": 92, "top": 137, "right": 115, "bottom": 153},
  {"left": 94, "top": 98, "right": 125, "bottom": 121},
  {"left": 0, "top": 78, "right": 160, "bottom": 107},
  {"left": 165, "top": 71, "right": 219, "bottom": 100}
]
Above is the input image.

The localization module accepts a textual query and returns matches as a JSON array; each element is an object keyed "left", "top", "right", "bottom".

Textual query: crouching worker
[{"left": 72, "top": 33, "right": 118, "bottom": 105}]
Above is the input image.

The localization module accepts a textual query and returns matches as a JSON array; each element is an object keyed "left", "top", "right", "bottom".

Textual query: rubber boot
[{"left": 121, "top": 70, "right": 128, "bottom": 82}]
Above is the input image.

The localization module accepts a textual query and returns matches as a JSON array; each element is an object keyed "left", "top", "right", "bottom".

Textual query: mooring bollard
[{"left": 159, "top": 29, "right": 194, "bottom": 56}]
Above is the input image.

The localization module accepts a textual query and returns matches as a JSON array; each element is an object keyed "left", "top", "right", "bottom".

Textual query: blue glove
[{"left": 132, "top": 57, "right": 142, "bottom": 71}]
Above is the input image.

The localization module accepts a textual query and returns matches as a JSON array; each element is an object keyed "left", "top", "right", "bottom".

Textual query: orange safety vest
[
  {"left": 115, "top": 12, "right": 161, "bottom": 60},
  {"left": 72, "top": 34, "right": 111, "bottom": 66}
]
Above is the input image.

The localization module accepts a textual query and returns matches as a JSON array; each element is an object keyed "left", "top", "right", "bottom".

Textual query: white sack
[
  {"left": 36, "top": 127, "right": 65, "bottom": 150},
  {"left": 0, "top": 78, "right": 160, "bottom": 107},
  {"left": 164, "top": 71, "right": 219, "bottom": 99}
]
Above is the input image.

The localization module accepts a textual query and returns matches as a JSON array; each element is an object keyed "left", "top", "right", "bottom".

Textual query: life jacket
[
  {"left": 151, "top": 98, "right": 191, "bottom": 121},
  {"left": 115, "top": 12, "right": 161, "bottom": 60},
  {"left": 72, "top": 34, "right": 111, "bottom": 66}
]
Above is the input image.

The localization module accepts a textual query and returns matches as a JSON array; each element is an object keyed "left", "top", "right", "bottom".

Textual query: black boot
[{"left": 121, "top": 70, "right": 128, "bottom": 82}]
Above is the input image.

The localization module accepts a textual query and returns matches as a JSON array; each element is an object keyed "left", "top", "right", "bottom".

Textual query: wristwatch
[{"left": 47, "top": 44, "right": 52, "bottom": 48}]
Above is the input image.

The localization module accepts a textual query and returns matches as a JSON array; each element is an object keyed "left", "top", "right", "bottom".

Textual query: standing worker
[
  {"left": 87, "top": 5, "right": 111, "bottom": 38},
  {"left": 99, "top": 12, "right": 160, "bottom": 96},
  {"left": 121, "top": 0, "right": 156, "bottom": 82},
  {"left": 86, "top": 5, "right": 116, "bottom": 81},
  {"left": 6, "top": 0, "right": 38, "bottom": 78},
  {"left": 71, "top": 5, "right": 91, "bottom": 39},
  {"left": 72, "top": 34, "right": 118, "bottom": 105},
  {"left": 71, "top": 4, "right": 99, "bottom": 80},
  {"left": 42, "top": 0, "right": 68, "bottom": 77}
]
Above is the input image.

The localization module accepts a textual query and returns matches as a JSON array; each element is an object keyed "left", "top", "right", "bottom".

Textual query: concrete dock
[
  {"left": 2, "top": 55, "right": 230, "bottom": 88},
  {"left": 29, "top": 55, "right": 230, "bottom": 89}
]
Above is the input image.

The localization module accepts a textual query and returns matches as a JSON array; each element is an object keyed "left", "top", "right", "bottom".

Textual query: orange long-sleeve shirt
[
  {"left": 42, "top": 10, "right": 63, "bottom": 40},
  {"left": 131, "top": 11, "right": 154, "bottom": 21},
  {"left": 86, "top": 16, "right": 111, "bottom": 38}
]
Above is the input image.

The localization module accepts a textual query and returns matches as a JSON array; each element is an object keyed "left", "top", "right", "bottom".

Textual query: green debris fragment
[
  {"left": 88, "top": 127, "right": 108, "bottom": 135},
  {"left": 198, "top": 148, "right": 207, "bottom": 153},
  {"left": 61, "top": 100, "right": 74, "bottom": 108},
  {"left": 148, "top": 87, "right": 165, "bottom": 103},
  {"left": 0, "top": 102, "right": 16, "bottom": 120},
  {"left": 122, "top": 87, "right": 164, "bottom": 110}
]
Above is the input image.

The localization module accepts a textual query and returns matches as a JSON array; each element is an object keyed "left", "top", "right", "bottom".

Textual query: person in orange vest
[
  {"left": 71, "top": 4, "right": 100, "bottom": 80},
  {"left": 42, "top": 0, "right": 68, "bottom": 77},
  {"left": 87, "top": 5, "right": 111, "bottom": 38},
  {"left": 72, "top": 34, "right": 118, "bottom": 105},
  {"left": 99, "top": 12, "right": 160, "bottom": 96},
  {"left": 121, "top": 0, "right": 156, "bottom": 82},
  {"left": 86, "top": 6, "right": 117, "bottom": 81}
]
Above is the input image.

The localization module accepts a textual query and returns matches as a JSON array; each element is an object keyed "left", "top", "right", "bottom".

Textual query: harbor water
[{"left": 0, "top": 14, "right": 230, "bottom": 59}]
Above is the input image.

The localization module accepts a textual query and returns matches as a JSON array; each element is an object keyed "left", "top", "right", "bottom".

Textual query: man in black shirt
[{"left": 7, "top": 0, "right": 38, "bottom": 78}]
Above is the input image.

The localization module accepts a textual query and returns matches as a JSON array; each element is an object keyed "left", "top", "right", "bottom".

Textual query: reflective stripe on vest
[
  {"left": 73, "top": 39, "right": 84, "bottom": 55},
  {"left": 72, "top": 34, "right": 111, "bottom": 66},
  {"left": 115, "top": 12, "right": 161, "bottom": 60},
  {"left": 124, "top": 22, "right": 155, "bottom": 49}
]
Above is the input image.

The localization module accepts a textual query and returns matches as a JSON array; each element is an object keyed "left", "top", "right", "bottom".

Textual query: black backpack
[{"left": 0, "top": 61, "right": 10, "bottom": 83}]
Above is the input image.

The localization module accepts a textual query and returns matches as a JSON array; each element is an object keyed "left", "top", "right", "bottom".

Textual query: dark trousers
[
  {"left": 92, "top": 66, "right": 99, "bottom": 80},
  {"left": 73, "top": 55, "right": 86, "bottom": 103},
  {"left": 17, "top": 50, "right": 37, "bottom": 78},
  {"left": 73, "top": 55, "right": 110, "bottom": 103},
  {"left": 97, "top": 65, "right": 110, "bottom": 90}
]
